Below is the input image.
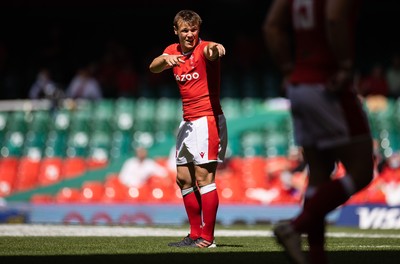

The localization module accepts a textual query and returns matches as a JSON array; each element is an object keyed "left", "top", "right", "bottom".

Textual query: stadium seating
[{"left": 0, "top": 97, "right": 400, "bottom": 207}]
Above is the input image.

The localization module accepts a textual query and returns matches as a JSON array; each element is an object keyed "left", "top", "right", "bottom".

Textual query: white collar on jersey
[{"left": 182, "top": 39, "right": 202, "bottom": 56}]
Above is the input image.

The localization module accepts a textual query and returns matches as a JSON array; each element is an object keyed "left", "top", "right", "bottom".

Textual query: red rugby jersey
[
  {"left": 163, "top": 40, "right": 223, "bottom": 121},
  {"left": 289, "top": 0, "right": 359, "bottom": 84}
]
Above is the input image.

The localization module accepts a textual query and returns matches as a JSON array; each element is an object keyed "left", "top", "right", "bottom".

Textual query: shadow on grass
[{"left": 1, "top": 251, "right": 400, "bottom": 264}]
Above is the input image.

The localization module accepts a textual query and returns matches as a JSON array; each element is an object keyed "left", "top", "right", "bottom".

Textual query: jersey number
[{"left": 293, "top": 0, "right": 315, "bottom": 30}]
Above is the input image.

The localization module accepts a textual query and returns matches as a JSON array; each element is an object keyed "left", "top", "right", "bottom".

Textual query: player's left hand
[{"left": 207, "top": 43, "right": 226, "bottom": 59}]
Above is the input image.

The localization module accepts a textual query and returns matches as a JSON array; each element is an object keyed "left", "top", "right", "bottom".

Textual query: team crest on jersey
[{"left": 199, "top": 152, "right": 205, "bottom": 158}]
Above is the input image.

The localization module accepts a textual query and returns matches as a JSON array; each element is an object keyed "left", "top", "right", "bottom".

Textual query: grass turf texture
[{"left": 0, "top": 225, "right": 399, "bottom": 264}]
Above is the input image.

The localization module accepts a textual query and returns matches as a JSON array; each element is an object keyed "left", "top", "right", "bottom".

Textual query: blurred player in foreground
[
  {"left": 263, "top": 0, "right": 374, "bottom": 263},
  {"left": 149, "top": 9, "right": 227, "bottom": 248}
]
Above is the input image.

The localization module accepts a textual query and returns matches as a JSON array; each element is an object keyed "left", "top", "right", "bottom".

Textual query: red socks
[
  {"left": 182, "top": 187, "right": 202, "bottom": 239},
  {"left": 293, "top": 179, "right": 350, "bottom": 233},
  {"left": 199, "top": 183, "right": 219, "bottom": 242}
]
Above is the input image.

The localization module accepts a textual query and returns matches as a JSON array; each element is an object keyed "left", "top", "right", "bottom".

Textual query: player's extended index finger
[{"left": 177, "top": 55, "right": 185, "bottom": 63}]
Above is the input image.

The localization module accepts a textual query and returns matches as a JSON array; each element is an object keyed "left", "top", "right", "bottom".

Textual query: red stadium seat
[
  {"left": 0, "top": 157, "right": 19, "bottom": 196},
  {"left": 146, "top": 175, "right": 176, "bottom": 202},
  {"left": 55, "top": 187, "right": 81, "bottom": 203},
  {"left": 62, "top": 157, "right": 86, "bottom": 178},
  {"left": 102, "top": 174, "right": 129, "bottom": 203},
  {"left": 79, "top": 181, "right": 105, "bottom": 203},
  {"left": 14, "top": 157, "right": 40, "bottom": 192},
  {"left": 216, "top": 171, "right": 245, "bottom": 203},
  {"left": 30, "top": 193, "right": 54, "bottom": 204},
  {"left": 38, "top": 157, "right": 63, "bottom": 186},
  {"left": 241, "top": 156, "right": 268, "bottom": 189}
]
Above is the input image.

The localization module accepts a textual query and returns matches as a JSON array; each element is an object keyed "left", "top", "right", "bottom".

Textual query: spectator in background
[
  {"left": 118, "top": 147, "right": 168, "bottom": 188},
  {"left": 29, "top": 68, "right": 64, "bottom": 111},
  {"left": 386, "top": 53, "right": 400, "bottom": 98},
  {"left": 358, "top": 63, "right": 389, "bottom": 98},
  {"left": 65, "top": 64, "right": 102, "bottom": 100},
  {"left": 29, "top": 68, "right": 60, "bottom": 99}
]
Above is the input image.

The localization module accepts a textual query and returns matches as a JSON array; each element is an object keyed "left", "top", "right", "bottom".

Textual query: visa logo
[{"left": 357, "top": 207, "right": 400, "bottom": 229}]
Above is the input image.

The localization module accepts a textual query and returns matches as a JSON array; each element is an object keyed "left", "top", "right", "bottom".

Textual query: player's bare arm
[
  {"left": 204, "top": 42, "right": 225, "bottom": 61},
  {"left": 263, "top": 0, "right": 293, "bottom": 77},
  {"left": 326, "top": 0, "right": 354, "bottom": 91},
  {"left": 149, "top": 54, "right": 185, "bottom": 73}
]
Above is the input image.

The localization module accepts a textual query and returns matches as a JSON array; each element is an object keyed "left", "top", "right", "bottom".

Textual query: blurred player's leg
[{"left": 304, "top": 191, "right": 327, "bottom": 264}]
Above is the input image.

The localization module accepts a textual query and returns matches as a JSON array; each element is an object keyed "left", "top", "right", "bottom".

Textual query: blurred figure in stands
[
  {"left": 29, "top": 68, "right": 64, "bottom": 111},
  {"left": 65, "top": 64, "right": 102, "bottom": 100},
  {"left": 118, "top": 147, "right": 168, "bottom": 188},
  {"left": 29, "top": 68, "right": 63, "bottom": 100}
]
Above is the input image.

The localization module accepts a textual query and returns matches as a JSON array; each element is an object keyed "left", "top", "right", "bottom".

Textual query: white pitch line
[{"left": 0, "top": 224, "right": 400, "bottom": 239}]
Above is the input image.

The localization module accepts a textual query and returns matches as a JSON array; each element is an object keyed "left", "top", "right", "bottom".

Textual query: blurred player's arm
[
  {"left": 263, "top": 0, "right": 293, "bottom": 77},
  {"left": 204, "top": 42, "right": 226, "bottom": 61},
  {"left": 326, "top": 0, "right": 355, "bottom": 71},
  {"left": 326, "top": 0, "right": 356, "bottom": 91},
  {"left": 149, "top": 54, "right": 184, "bottom": 73}
]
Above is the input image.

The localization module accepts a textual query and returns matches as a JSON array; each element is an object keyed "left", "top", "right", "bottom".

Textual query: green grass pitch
[{"left": 0, "top": 225, "right": 399, "bottom": 264}]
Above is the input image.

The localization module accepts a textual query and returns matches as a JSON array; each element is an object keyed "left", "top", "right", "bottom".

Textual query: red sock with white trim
[
  {"left": 199, "top": 183, "right": 219, "bottom": 242},
  {"left": 292, "top": 177, "right": 353, "bottom": 233},
  {"left": 182, "top": 186, "right": 202, "bottom": 239}
]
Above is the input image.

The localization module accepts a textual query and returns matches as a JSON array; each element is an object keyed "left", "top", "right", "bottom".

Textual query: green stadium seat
[
  {"left": 66, "top": 130, "right": 89, "bottom": 157},
  {"left": 113, "top": 97, "right": 135, "bottom": 131},
  {"left": 0, "top": 111, "right": 9, "bottom": 145},
  {"left": 134, "top": 97, "right": 156, "bottom": 132},
  {"left": 7, "top": 111, "right": 27, "bottom": 134},
  {"left": 69, "top": 109, "right": 91, "bottom": 133},
  {"left": 240, "top": 130, "right": 265, "bottom": 157},
  {"left": 92, "top": 99, "right": 115, "bottom": 120},
  {"left": 110, "top": 130, "right": 134, "bottom": 160},
  {"left": 87, "top": 131, "right": 112, "bottom": 167},
  {"left": 241, "top": 97, "right": 263, "bottom": 116},
  {"left": 45, "top": 129, "right": 67, "bottom": 158},
  {"left": 221, "top": 97, "right": 241, "bottom": 119},
  {"left": 154, "top": 97, "right": 181, "bottom": 135},
  {"left": 51, "top": 109, "right": 71, "bottom": 132},
  {"left": 1, "top": 130, "right": 25, "bottom": 157}
]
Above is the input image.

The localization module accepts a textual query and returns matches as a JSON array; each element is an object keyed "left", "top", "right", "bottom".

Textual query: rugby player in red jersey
[
  {"left": 149, "top": 9, "right": 227, "bottom": 248},
  {"left": 264, "top": 0, "right": 374, "bottom": 263}
]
